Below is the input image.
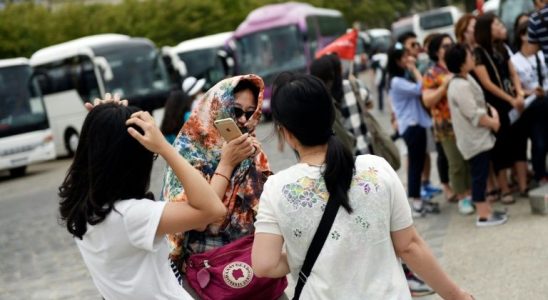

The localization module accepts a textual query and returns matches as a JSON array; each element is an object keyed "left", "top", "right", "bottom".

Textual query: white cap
[{"left": 182, "top": 77, "right": 206, "bottom": 96}]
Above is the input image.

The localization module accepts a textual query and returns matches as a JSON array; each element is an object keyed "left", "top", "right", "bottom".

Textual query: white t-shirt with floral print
[{"left": 255, "top": 155, "right": 413, "bottom": 300}]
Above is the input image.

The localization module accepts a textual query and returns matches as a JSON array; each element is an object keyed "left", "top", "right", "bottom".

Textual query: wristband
[{"left": 214, "top": 172, "right": 230, "bottom": 184}]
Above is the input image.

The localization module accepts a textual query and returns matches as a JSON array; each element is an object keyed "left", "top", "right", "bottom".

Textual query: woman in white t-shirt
[
  {"left": 58, "top": 97, "right": 226, "bottom": 300},
  {"left": 251, "top": 73, "right": 473, "bottom": 300},
  {"left": 510, "top": 21, "right": 548, "bottom": 184}
]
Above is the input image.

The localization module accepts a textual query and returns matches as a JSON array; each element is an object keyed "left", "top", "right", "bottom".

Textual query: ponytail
[{"left": 323, "top": 135, "right": 355, "bottom": 213}]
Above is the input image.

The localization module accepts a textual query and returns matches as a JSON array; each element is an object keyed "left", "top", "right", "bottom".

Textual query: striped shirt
[
  {"left": 528, "top": 5, "right": 548, "bottom": 65},
  {"left": 341, "top": 79, "right": 370, "bottom": 155}
]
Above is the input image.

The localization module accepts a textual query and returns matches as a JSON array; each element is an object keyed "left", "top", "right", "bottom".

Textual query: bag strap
[
  {"left": 535, "top": 52, "right": 544, "bottom": 88},
  {"left": 479, "top": 47, "right": 504, "bottom": 91},
  {"left": 292, "top": 195, "right": 341, "bottom": 300}
]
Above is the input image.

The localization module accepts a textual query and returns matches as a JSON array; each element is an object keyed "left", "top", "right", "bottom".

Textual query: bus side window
[
  {"left": 317, "top": 16, "right": 347, "bottom": 38},
  {"left": 77, "top": 56, "right": 100, "bottom": 102},
  {"left": 306, "top": 16, "right": 319, "bottom": 57}
]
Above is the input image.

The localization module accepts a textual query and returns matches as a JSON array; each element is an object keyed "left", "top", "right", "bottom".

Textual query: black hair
[
  {"left": 427, "top": 34, "right": 453, "bottom": 62},
  {"left": 233, "top": 79, "right": 259, "bottom": 103},
  {"left": 271, "top": 72, "right": 355, "bottom": 213},
  {"left": 397, "top": 31, "right": 417, "bottom": 44},
  {"left": 327, "top": 54, "right": 344, "bottom": 103},
  {"left": 59, "top": 104, "right": 154, "bottom": 239},
  {"left": 475, "top": 13, "right": 506, "bottom": 55},
  {"left": 446, "top": 44, "right": 470, "bottom": 74},
  {"left": 387, "top": 44, "right": 407, "bottom": 82},
  {"left": 309, "top": 54, "right": 344, "bottom": 103},
  {"left": 160, "top": 89, "right": 192, "bottom": 136},
  {"left": 514, "top": 20, "right": 529, "bottom": 51}
]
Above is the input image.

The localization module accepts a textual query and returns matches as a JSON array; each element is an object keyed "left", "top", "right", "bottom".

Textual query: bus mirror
[
  {"left": 93, "top": 57, "right": 114, "bottom": 82},
  {"left": 174, "top": 59, "right": 187, "bottom": 77}
]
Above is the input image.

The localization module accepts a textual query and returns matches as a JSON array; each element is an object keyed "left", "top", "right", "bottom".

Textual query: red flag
[{"left": 315, "top": 29, "right": 357, "bottom": 60}]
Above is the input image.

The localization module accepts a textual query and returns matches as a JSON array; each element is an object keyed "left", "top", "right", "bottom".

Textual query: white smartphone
[{"left": 214, "top": 118, "right": 242, "bottom": 142}]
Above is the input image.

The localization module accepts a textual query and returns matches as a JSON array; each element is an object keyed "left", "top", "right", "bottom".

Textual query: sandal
[
  {"left": 446, "top": 194, "right": 458, "bottom": 203},
  {"left": 501, "top": 192, "right": 516, "bottom": 205},
  {"left": 486, "top": 189, "right": 500, "bottom": 203}
]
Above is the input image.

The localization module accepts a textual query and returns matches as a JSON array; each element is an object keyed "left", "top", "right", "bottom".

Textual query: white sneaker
[{"left": 458, "top": 197, "right": 475, "bottom": 215}]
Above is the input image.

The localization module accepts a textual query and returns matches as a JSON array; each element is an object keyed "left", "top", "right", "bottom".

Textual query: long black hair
[
  {"left": 514, "top": 21, "right": 529, "bottom": 52},
  {"left": 387, "top": 43, "right": 408, "bottom": 86},
  {"left": 59, "top": 104, "right": 154, "bottom": 239},
  {"left": 475, "top": 13, "right": 506, "bottom": 56},
  {"left": 160, "top": 89, "right": 192, "bottom": 136},
  {"left": 271, "top": 72, "right": 355, "bottom": 213}
]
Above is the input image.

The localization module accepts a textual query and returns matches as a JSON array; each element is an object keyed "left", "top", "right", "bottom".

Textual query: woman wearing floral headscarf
[{"left": 161, "top": 75, "right": 271, "bottom": 277}]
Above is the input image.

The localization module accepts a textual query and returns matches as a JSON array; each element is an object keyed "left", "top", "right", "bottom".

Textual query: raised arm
[
  {"left": 422, "top": 75, "right": 452, "bottom": 108},
  {"left": 126, "top": 111, "right": 227, "bottom": 235}
]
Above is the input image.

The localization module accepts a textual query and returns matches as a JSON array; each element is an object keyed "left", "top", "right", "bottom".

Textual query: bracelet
[{"left": 214, "top": 172, "right": 230, "bottom": 184}]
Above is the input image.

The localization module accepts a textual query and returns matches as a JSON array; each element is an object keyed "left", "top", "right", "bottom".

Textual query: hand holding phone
[{"left": 214, "top": 118, "right": 243, "bottom": 142}]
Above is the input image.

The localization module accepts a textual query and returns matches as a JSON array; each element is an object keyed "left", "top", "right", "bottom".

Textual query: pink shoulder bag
[{"left": 185, "top": 234, "right": 288, "bottom": 300}]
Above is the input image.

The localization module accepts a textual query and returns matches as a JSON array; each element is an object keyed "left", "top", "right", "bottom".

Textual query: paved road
[{"left": 1, "top": 72, "right": 546, "bottom": 299}]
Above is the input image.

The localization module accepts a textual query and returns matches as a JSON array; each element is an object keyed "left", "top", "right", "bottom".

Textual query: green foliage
[{"left": 0, "top": 0, "right": 460, "bottom": 59}]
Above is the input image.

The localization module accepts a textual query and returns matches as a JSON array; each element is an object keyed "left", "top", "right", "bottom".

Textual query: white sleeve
[
  {"left": 382, "top": 158, "right": 413, "bottom": 231},
  {"left": 123, "top": 200, "right": 167, "bottom": 251},
  {"left": 254, "top": 178, "right": 282, "bottom": 236}
]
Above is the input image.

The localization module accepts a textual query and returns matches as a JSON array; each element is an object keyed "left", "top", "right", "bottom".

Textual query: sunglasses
[
  {"left": 234, "top": 107, "right": 254, "bottom": 120},
  {"left": 441, "top": 43, "right": 454, "bottom": 50}
]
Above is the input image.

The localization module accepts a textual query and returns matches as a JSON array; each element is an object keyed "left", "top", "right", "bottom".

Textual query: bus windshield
[
  {"left": 0, "top": 65, "right": 48, "bottom": 138},
  {"left": 102, "top": 45, "right": 169, "bottom": 98},
  {"left": 236, "top": 25, "right": 306, "bottom": 81},
  {"left": 178, "top": 47, "right": 226, "bottom": 89}
]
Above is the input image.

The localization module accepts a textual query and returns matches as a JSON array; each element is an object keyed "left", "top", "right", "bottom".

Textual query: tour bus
[
  {"left": 30, "top": 34, "right": 171, "bottom": 157},
  {"left": 392, "top": 6, "right": 462, "bottom": 43},
  {"left": 230, "top": 2, "right": 346, "bottom": 115},
  {"left": 366, "top": 28, "right": 392, "bottom": 54},
  {"left": 162, "top": 31, "right": 234, "bottom": 91},
  {"left": 0, "top": 58, "right": 55, "bottom": 177}
]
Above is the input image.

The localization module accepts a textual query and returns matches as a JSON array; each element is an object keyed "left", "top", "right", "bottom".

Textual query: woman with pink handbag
[
  {"left": 162, "top": 74, "right": 287, "bottom": 299},
  {"left": 252, "top": 73, "right": 474, "bottom": 300}
]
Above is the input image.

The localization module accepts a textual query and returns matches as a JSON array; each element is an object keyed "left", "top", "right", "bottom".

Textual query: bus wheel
[
  {"left": 65, "top": 130, "right": 79, "bottom": 157},
  {"left": 10, "top": 166, "right": 27, "bottom": 177}
]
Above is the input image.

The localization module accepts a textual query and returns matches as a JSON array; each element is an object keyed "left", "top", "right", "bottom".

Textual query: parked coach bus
[
  {"left": 231, "top": 2, "right": 346, "bottom": 115},
  {"left": 163, "top": 31, "right": 234, "bottom": 91},
  {"left": 0, "top": 58, "right": 55, "bottom": 177},
  {"left": 30, "top": 34, "right": 171, "bottom": 156}
]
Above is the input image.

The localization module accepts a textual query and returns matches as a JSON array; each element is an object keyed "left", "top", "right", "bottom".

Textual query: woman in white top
[
  {"left": 251, "top": 73, "right": 473, "bottom": 300},
  {"left": 58, "top": 96, "right": 226, "bottom": 300},
  {"left": 510, "top": 22, "right": 548, "bottom": 184}
]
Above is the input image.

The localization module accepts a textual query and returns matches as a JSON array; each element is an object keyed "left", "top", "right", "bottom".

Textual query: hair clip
[{"left": 394, "top": 42, "right": 404, "bottom": 50}]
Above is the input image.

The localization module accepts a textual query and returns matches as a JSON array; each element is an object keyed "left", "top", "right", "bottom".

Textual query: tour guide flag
[{"left": 315, "top": 29, "right": 358, "bottom": 60}]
